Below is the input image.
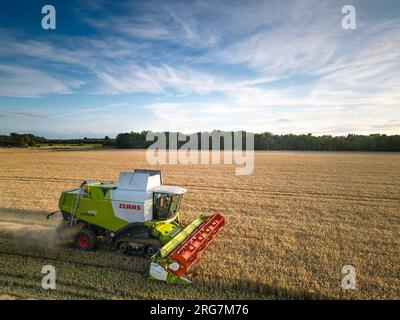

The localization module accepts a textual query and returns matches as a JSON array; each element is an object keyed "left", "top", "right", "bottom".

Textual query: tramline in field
[{"left": 48, "top": 169, "right": 225, "bottom": 284}]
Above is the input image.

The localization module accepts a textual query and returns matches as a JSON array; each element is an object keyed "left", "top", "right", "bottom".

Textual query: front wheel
[
  {"left": 145, "top": 245, "right": 159, "bottom": 257},
  {"left": 74, "top": 228, "right": 96, "bottom": 251}
]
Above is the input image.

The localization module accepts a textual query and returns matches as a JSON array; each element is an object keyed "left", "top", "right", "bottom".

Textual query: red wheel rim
[{"left": 78, "top": 235, "right": 89, "bottom": 248}]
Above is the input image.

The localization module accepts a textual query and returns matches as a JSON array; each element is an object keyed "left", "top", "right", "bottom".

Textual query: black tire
[
  {"left": 117, "top": 241, "right": 130, "bottom": 255},
  {"left": 145, "top": 245, "right": 159, "bottom": 257},
  {"left": 74, "top": 228, "right": 96, "bottom": 251}
]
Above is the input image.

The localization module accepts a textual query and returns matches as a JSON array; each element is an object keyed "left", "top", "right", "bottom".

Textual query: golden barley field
[{"left": 0, "top": 149, "right": 399, "bottom": 300}]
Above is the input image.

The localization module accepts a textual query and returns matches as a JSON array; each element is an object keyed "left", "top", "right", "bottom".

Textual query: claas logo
[{"left": 119, "top": 203, "right": 141, "bottom": 210}]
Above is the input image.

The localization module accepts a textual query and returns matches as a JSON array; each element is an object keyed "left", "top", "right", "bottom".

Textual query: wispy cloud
[
  {"left": 82, "top": 1, "right": 221, "bottom": 47},
  {"left": 6, "top": 110, "right": 48, "bottom": 118},
  {"left": 95, "top": 64, "right": 220, "bottom": 95},
  {"left": 0, "top": 64, "right": 81, "bottom": 97},
  {"left": 370, "top": 120, "right": 400, "bottom": 129}
]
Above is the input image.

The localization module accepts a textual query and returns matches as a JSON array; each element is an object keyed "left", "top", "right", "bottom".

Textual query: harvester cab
[{"left": 54, "top": 169, "right": 225, "bottom": 284}]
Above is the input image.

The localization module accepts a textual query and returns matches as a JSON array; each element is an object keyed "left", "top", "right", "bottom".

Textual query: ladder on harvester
[{"left": 70, "top": 186, "right": 83, "bottom": 226}]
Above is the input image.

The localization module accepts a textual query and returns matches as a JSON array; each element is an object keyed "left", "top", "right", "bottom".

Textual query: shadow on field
[{"left": 204, "top": 276, "right": 334, "bottom": 300}]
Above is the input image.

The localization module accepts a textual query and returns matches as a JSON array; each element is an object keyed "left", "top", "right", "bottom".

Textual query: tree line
[
  {"left": 116, "top": 131, "right": 400, "bottom": 151},
  {"left": 0, "top": 133, "right": 115, "bottom": 147},
  {"left": 0, "top": 133, "right": 47, "bottom": 147},
  {"left": 1, "top": 131, "right": 400, "bottom": 151}
]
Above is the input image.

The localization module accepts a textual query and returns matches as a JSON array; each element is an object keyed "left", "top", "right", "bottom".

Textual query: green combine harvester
[{"left": 48, "top": 169, "right": 225, "bottom": 284}]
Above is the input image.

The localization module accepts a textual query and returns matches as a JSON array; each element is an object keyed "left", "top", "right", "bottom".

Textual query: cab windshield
[{"left": 153, "top": 193, "right": 182, "bottom": 220}]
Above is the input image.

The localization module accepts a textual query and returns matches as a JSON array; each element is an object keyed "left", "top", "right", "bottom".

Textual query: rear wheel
[{"left": 74, "top": 228, "right": 96, "bottom": 251}]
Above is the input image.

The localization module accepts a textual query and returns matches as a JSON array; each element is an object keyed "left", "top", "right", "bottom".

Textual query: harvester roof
[
  {"left": 152, "top": 185, "right": 187, "bottom": 195},
  {"left": 118, "top": 171, "right": 161, "bottom": 191}
]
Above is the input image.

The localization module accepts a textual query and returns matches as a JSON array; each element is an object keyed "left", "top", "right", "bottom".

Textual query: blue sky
[{"left": 0, "top": 0, "right": 399, "bottom": 138}]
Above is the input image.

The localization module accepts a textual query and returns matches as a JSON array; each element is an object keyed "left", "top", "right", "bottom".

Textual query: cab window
[{"left": 153, "top": 193, "right": 182, "bottom": 220}]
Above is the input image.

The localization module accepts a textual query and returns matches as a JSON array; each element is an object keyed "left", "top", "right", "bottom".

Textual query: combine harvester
[{"left": 48, "top": 169, "right": 225, "bottom": 284}]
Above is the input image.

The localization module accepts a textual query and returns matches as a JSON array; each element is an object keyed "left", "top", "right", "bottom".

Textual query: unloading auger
[{"left": 49, "top": 169, "right": 225, "bottom": 284}]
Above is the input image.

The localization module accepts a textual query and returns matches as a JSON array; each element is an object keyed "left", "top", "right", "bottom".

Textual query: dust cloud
[{"left": 0, "top": 211, "right": 81, "bottom": 250}]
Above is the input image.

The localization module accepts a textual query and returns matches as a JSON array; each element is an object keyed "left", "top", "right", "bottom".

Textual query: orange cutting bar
[{"left": 168, "top": 214, "right": 225, "bottom": 276}]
